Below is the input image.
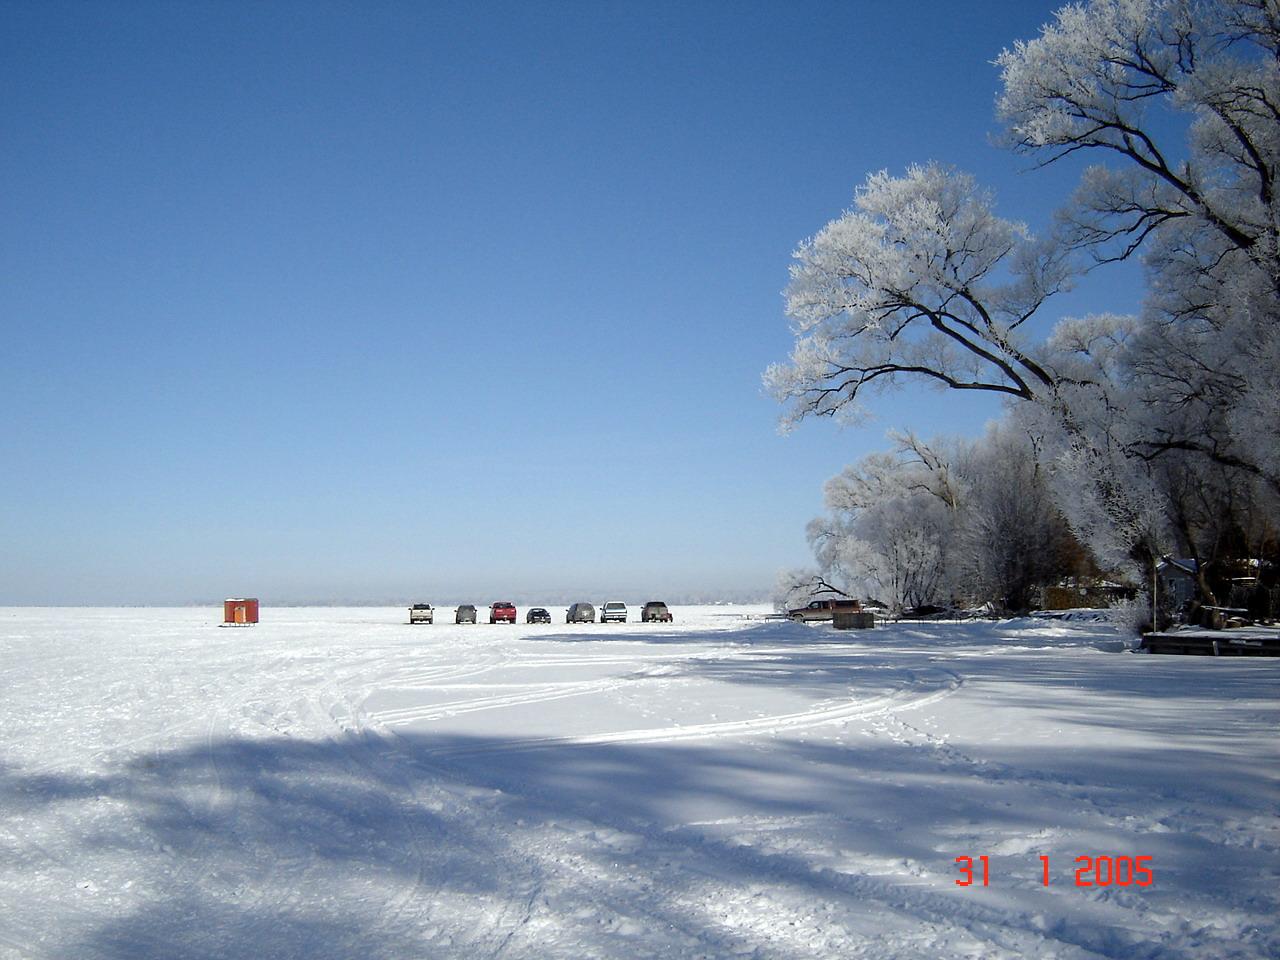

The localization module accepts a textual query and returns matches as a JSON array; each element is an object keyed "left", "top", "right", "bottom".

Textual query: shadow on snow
[
  {"left": 2, "top": 720, "right": 1275, "bottom": 958},
  {"left": 1, "top": 619, "right": 1275, "bottom": 958}
]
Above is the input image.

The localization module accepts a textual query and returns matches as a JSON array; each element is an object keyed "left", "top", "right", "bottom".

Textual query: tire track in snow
[
  {"left": 425, "top": 668, "right": 964, "bottom": 759},
  {"left": 507, "top": 645, "right": 841, "bottom": 671},
  {"left": 378, "top": 649, "right": 510, "bottom": 689},
  {"left": 365, "top": 648, "right": 759, "bottom": 728},
  {"left": 367, "top": 644, "right": 892, "bottom": 733},
  {"left": 368, "top": 677, "right": 630, "bottom": 727}
]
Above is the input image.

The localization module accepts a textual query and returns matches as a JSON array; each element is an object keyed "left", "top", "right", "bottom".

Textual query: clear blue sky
[{"left": 1, "top": 0, "right": 1138, "bottom": 604}]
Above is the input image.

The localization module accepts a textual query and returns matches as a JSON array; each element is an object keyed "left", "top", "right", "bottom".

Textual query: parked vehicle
[
  {"left": 455, "top": 604, "right": 477, "bottom": 624},
  {"left": 566, "top": 603, "right": 596, "bottom": 623},
  {"left": 902, "top": 604, "right": 952, "bottom": 620},
  {"left": 600, "top": 601, "right": 627, "bottom": 623},
  {"left": 526, "top": 607, "right": 551, "bottom": 624},
  {"left": 788, "top": 598, "right": 862, "bottom": 622},
  {"left": 490, "top": 602, "right": 517, "bottom": 624},
  {"left": 409, "top": 604, "right": 434, "bottom": 624},
  {"left": 641, "top": 601, "right": 672, "bottom": 623}
]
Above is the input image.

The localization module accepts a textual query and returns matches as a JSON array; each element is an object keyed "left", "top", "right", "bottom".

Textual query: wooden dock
[{"left": 1140, "top": 627, "right": 1280, "bottom": 657}]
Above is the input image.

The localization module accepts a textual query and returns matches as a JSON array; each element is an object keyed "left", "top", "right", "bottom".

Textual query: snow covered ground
[{"left": 1, "top": 606, "right": 1275, "bottom": 959}]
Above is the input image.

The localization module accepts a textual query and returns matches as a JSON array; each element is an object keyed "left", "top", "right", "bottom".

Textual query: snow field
[{"left": 0, "top": 606, "right": 1276, "bottom": 958}]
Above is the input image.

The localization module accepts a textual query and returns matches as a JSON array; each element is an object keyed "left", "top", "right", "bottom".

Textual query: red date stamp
[{"left": 954, "top": 855, "right": 1154, "bottom": 887}]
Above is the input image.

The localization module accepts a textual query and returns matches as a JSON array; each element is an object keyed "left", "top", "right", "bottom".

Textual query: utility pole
[{"left": 1152, "top": 556, "right": 1159, "bottom": 632}]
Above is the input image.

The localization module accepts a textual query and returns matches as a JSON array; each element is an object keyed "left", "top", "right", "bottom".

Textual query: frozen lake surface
[{"left": 1, "top": 606, "right": 1276, "bottom": 958}]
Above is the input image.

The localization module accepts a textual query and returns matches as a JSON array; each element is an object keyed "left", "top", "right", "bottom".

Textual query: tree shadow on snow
[{"left": 2, "top": 711, "right": 1276, "bottom": 960}]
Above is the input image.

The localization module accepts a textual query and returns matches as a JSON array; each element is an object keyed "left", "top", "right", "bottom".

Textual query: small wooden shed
[
  {"left": 833, "top": 610, "right": 876, "bottom": 629},
  {"left": 223, "top": 598, "right": 259, "bottom": 626}
]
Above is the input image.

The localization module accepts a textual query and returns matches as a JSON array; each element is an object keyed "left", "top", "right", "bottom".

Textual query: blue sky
[{"left": 1, "top": 0, "right": 1140, "bottom": 604}]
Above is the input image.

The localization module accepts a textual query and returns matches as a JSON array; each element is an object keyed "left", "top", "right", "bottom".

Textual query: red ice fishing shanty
[{"left": 222, "top": 598, "right": 259, "bottom": 626}]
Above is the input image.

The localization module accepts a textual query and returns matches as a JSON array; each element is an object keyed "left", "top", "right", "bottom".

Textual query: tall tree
[{"left": 997, "top": 0, "right": 1280, "bottom": 489}]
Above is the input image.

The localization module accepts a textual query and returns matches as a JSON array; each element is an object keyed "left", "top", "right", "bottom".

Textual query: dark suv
[
  {"left": 526, "top": 607, "right": 551, "bottom": 624},
  {"left": 455, "top": 605, "right": 477, "bottom": 624},
  {"left": 566, "top": 603, "right": 595, "bottom": 623},
  {"left": 490, "top": 602, "right": 517, "bottom": 624}
]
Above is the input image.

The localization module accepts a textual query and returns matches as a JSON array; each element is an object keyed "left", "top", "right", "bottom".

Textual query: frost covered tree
[
  {"left": 806, "top": 444, "right": 960, "bottom": 613},
  {"left": 996, "top": 0, "right": 1280, "bottom": 490},
  {"left": 1028, "top": 309, "right": 1278, "bottom": 604},
  {"left": 771, "top": 0, "right": 1279, "bottom": 607},
  {"left": 803, "top": 426, "right": 1085, "bottom": 614},
  {"left": 996, "top": 0, "right": 1277, "bottom": 267},
  {"left": 1024, "top": 313, "right": 1172, "bottom": 578},
  {"left": 764, "top": 162, "right": 1069, "bottom": 426},
  {"left": 770, "top": 1, "right": 1276, "bottom": 450},
  {"left": 954, "top": 421, "right": 1082, "bottom": 612}
]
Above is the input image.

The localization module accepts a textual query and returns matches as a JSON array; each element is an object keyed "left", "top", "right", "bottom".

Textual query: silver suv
[{"left": 455, "top": 604, "right": 477, "bottom": 624}]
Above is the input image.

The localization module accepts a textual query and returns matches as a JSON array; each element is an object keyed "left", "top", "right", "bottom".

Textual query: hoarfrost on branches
[
  {"left": 764, "top": 163, "right": 1068, "bottom": 427},
  {"left": 998, "top": 0, "right": 1280, "bottom": 489},
  {"left": 996, "top": 0, "right": 1279, "bottom": 264}
]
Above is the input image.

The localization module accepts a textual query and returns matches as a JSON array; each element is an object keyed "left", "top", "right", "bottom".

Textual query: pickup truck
[
  {"left": 409, "top": 604, "right": 434, "bottom": 624},
  {"left": 787, "top": 598, "right": 861, "bottom": 622},
  {"left": 641, "top": 601, "right": 672, "bottom": 622},
  {"left": 489, "top": 602, "right": 517, "bottom": 624}
]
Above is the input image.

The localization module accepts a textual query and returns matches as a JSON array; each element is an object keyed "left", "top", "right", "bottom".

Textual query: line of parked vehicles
[{"left": 408, "top": 601, "right": 673, "bottom": 625}]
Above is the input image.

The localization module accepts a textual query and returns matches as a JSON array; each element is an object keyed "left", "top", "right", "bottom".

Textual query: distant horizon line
[{"left": 0, "top": 596, "right": 774, "bottom": 609}]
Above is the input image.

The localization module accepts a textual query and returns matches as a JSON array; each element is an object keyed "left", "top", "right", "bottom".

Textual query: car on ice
[
  {"left": 490, "top": 602, "right": 517, "bottom": 624},
  {"left": 641, "top": 601, "right": 672, "bottom": 622},
  {"left": 600, "top": 601, "right": 627, "bottom": 623},
  {"left": 455, "top": 604, "right": 477, "bottom": 624},
  {"left": 409, "top": 604, "right": 434, "bottom": 624},
  {"left": 526, "top": 607, "right": 552, "bottom": 624},
  {"left": 787, "top": 598, "right": 862, "bottom": 622},
  {"left": 566, "top": 603, "right": 595, "bottom": 623}
]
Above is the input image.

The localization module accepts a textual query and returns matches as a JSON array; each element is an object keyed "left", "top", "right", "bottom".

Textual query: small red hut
[{"left": 223, "top": 598, "right": 259, "bottom": 626}]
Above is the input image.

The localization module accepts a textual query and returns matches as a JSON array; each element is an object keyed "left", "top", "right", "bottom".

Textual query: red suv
[{"left": 489, "top": 602, "right": 517, "bottom": 624}]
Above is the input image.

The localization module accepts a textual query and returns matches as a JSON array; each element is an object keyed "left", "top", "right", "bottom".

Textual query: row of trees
[
  {"left": 769, "top": 0, "right": 1279, "bottom": 622},
  {"left": 781, "top": 424, "right": 1087, "bottom": 615}
]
